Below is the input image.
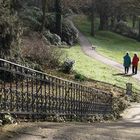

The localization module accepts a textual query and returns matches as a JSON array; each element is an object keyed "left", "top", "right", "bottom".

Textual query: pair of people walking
[{"left": 123, "top": 52, "right": 139, "bottom": 74}]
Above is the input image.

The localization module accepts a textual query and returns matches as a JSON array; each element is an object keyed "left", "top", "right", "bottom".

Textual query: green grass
[
  {"left": 73, "top": 15, "right": 140, "bottom": 64},
  {"left": 64, "top": 45, "right": 140, "bottom": 90}
]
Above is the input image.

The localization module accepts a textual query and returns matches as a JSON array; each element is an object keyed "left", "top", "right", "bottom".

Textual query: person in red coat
[{"left": 132, "top": 53, "right": 139, "bottom": 74}]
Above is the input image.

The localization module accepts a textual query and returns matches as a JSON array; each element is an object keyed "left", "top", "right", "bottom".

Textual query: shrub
[
  {"left": 22, "top": 15, "right": 41, "bottom": 31},
  {"left": 22, "top": 33, "right": 65, "bottom": 68},
  {"left": 28, "top": 45, "right": 64, "bottom": 68},
  {"left": 62, "top": 19, "right": 79, "bottom": 45},
  {"left": 113, "top": 21, "right": 138, "bottom": 39},
  {"left": 21, "top": 59, "right": 43, "bottom": 71},
  {"left": 1, "top": 113, "right": 16, "bottom": 125},
  {"left": 131, "top": 92, "right": 140, "bottom": 103},
  {"left": 62, "top": 59, "right": 75, "bottom": 73},
  {"left": 63, "top": 8, "right": 74, "bottom": 17},
  {"left": 45, "top": 13, "right": 56, "bottom": 32},
  {"left": 112, "top": 95, "right": 130, "bottom": 119},
  {"left": 20, "top": 7, "right": 42, "bottom": 31},
  {"left": 53, "top": 114, "right": 65, "bottom": 122},
  {"left": 45, "top": 13, "right": 78, "bottom": 45},
  {"left": 74, "top": 73, "right": 86, "bottom": 81},
  {"left": 0, "top": 0, "right": 22, "bottom": 57},
  {"left": 43, "top": 30, "right": 61, "bottom": 46}
]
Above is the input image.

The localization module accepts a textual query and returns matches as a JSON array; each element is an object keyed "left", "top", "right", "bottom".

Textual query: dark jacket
[{"left": 123, "top": 54, "right": 131, "bottom": 67}]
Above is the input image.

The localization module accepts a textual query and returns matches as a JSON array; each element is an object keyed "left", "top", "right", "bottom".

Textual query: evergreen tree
[{"left": 0, "top": 0, "right": 22, "bottom": 58}]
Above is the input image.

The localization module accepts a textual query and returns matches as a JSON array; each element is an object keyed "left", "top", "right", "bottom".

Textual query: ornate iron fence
[{"left": 0, "top": 58, "right": 112, "bottom": 119}]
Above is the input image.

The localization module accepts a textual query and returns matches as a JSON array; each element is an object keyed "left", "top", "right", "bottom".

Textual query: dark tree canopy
[{"left": 0, "top": 0, "right": 22, "bottom": 57}]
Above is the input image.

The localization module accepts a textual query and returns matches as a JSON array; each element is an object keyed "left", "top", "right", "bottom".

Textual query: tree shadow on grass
[{"left": 113, "top": 73, "right": 134, "bottom": 77}]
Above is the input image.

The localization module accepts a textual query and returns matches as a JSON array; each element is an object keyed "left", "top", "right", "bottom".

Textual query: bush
[
  {"left": 131, "top": 92, "right": 140, "bottom": 103},
  {"left": 1, "top": 113, "right": 16, "bottom": 125},
  {"left": 74, "top": 73, "right": 85, "bottom": 81},
  {"left": 45, "top": 13, "right": 56, "bottom": 32},
  {"left": 20, "top": 7, "right": 42, "bottom": 31},
  {"left": 45, "top": 14, "right": 78, "bottom": 45},
  {"left": 62, "top": 19, "right": 79, "bottom": 45},
  {"left": 22, "top": 33, "right": 65, "bottom": 68},
  {"left": 62, "top": 59, "right": 75, "bottom": 73},
  {"left": 113, "top": 21, "right": 138, "bottom": 39},
  {"left": 22, "top": 15, "right": 41, "bottom": 31},
  {"left": 21, "top": 59, "right": 43, "bottom": 71},
  {"left": 0, "top": 0, "right": 22, "bottom": 57},
  {"left": 112, "top": 95, "right": 130, "bottom": 119},
  {"left": 63, "top": 8, "right": 74, "bottom": 17},
  {"left": 43, "top": 30, "right": 61, "bottom": 46},
  {"left": 28, "top": 45, "right": 64, "bottom": 68}
]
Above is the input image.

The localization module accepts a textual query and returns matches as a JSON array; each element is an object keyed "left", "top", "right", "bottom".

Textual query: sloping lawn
[
  {"left": 73, "top": 15, "right": 140, "bottom": 64},
  {"left": 64, "top": 45, "right": 140, "bottom": 90}
]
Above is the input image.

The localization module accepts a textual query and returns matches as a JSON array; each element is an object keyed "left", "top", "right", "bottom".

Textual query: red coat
[{"left": 132, "top": 56, "right": 139, "bottom": 66}]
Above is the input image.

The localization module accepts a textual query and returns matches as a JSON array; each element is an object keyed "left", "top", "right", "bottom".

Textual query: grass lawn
[
  {"left": 64, "top": 45, "right": 140, "bottom": 90},
  {"left": 73, "top": 15, "right": 140, "bottom": 64}
]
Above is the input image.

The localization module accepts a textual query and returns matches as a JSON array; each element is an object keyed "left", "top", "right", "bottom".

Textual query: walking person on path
[
  {"left": 123, "top": 52, "right": 131, "bottom": 74},
  {"left": 132, "top": 53, "right": 139, "bottom": 74}
]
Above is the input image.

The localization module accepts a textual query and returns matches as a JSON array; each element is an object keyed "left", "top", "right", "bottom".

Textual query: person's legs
[
  {"left": 135, "top": 66, "right": 138, "bottom": 74},
  {"left": 127, "top": 67, "right": 129, "bottom": 73},
  {"left": 132, "top": 66, "right": 135, "bottom": 74},
  {"left": 124, "top": 67, "right": 127, "bottom": 74},
  {"left": 125, "top": 67, "right": 129, "bottom": 74}
]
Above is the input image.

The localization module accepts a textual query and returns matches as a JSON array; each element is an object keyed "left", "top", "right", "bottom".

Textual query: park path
[
  {"left": 0, "top": 103, "right": 140, "bottom": 140},
  {"left": 79, "top": 32, "right": 140, "bottom": 81}
]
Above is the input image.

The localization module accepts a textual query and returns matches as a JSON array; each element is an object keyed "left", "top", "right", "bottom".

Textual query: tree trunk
[
  {"left": 99, "top": 13, "right": 108, "bottom": 30},
  {"left": 110, "top": 16, "right": 115, "bottom": 29},
  {"left": 117, "top": 15, "right": 121, "bottom": 22},
  {"left": 55, "top": 0, "right": 62, "bottom": 37},
  {"left": 138, "top": 18, "right": 140, "bottom": 41},
  {"left": 41, "top": 0, "right": 47, "bottom": 32},
  {"left": 11, "top": 0, "right": 17, "bottom": 12},
  {"left": 132, "top": 15, "right": 136, "bottom": 28},
  {"left": 91, "top": 0, "right": 95, "bottom": 36}
]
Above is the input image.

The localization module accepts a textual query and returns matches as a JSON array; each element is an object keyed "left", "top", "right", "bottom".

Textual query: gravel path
[{"left": 79, "top": 32, "right": 140, "bottom": 81}]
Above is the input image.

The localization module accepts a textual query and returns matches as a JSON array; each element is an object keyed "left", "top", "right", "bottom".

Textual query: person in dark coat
[
  {"left": 132, "top": 53, "right": 139, "bottom": 74},
  {"left": 123, "top": 52, "right": 131, "bottom": 74}
]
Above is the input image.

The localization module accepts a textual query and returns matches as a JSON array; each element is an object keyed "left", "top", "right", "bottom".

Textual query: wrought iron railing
[{"left": 0, "top": 58, "right": 112, "bottom": 119}]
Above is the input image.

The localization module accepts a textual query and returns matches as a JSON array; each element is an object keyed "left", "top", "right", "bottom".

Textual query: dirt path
[
  {"left": 79, "top": 32, "right": 140, "bottom": 81},
  {"left": 0, "top": 104, "right": 140, "bottom": 140}
]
